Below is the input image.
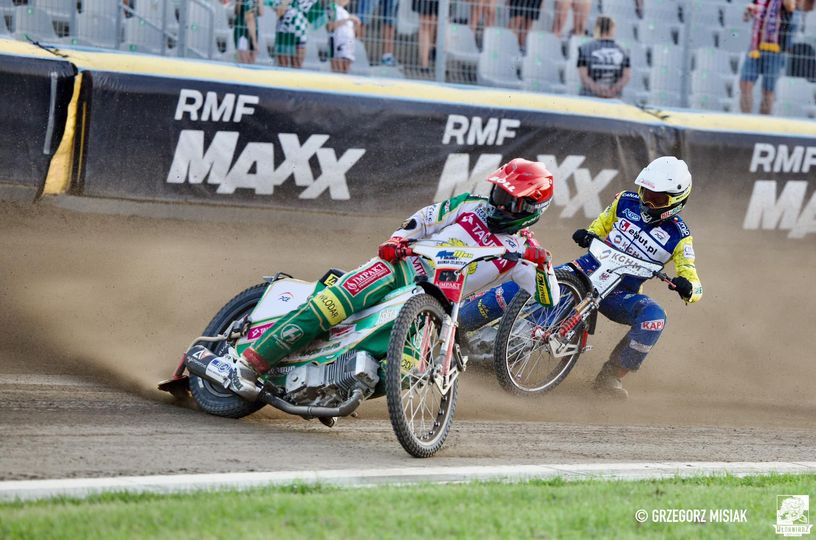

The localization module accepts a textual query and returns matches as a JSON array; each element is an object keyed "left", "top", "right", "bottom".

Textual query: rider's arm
[
  {"left": 391, "top": 192, "right": 485, "bottom": 240},
  {"left": 672, "top": 236, "right": 703, "bottom": 303},
  {"left": 586, "top": 192, "right": 623, "bottom": 238},
  {"left": 507, "top": 245, "right": 561, "bottom": 308}
]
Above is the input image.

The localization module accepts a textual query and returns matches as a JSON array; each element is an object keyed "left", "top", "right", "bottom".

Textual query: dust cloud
[{"left": 1, "top": 200, "right": 814, "bottom": 429}]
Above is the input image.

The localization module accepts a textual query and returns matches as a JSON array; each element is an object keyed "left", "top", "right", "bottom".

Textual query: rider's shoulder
[
  {"left": 619, "top": 191, "right": 639, "bottom": 201},
  {"left": 666, "top": 215, "right": 692, "bottom": 238},
  {"left": 444, "top": 192, "right": 489, "bottom": 208}
]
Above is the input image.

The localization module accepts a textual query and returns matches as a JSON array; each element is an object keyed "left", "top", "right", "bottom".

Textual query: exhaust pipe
[{"left": 184, "top": 345, "right": 364, "bottom": 418}]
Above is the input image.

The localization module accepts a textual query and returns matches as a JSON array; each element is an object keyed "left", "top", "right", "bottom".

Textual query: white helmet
[{"left": 634, "top": 156, "right": 692, "bottom": 223}]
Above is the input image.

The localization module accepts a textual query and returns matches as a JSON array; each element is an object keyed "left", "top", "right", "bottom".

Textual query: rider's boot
[
  {"left": 592, "top": 361, "right": 629, "bottom": 400},
  {"left": 219, "top": 348, "right": 263, "bottom": 401}
]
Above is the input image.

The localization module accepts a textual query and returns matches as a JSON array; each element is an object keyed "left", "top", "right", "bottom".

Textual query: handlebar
[
  {"left": 582, "top": 232, "right": 676, "bottom": 290},
  {"left": 400, "top": 241, "right": 536, "bottom": 274}
]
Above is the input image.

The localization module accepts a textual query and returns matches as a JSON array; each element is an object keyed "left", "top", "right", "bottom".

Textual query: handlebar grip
[{"left": 502, "top": 252, "right": 522, "bottom": 262}]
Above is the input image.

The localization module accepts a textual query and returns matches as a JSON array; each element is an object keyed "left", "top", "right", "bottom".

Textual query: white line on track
[{"left": 2, "top": 462, "right": 815, "bottom": 501}]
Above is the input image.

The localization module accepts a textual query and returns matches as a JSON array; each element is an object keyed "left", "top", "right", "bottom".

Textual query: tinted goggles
[
  {"left": 491, "top": 188, "right": 548, "bottom": 213},
  {"left": 638, "top": 186, "right": 672, "bottom": 209}
]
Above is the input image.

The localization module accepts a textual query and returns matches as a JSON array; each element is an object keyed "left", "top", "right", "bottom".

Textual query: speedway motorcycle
[
  {"left": 159, "top": 240, "right": 532, "bottom": 457},
  {"left": 491, "top": 232, "right": 677, "bottom": 396}
]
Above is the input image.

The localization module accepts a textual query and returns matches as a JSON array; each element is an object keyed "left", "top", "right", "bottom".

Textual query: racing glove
[
  {"left": 523, "top": 246, "right": 551, "bottom": 268},
  {"left": 572, "top": 229, "right": 592, "bottom": 248},
  {"left": 378, "top": 237, "right": 409, "bottom": 263},
  {"left": 670, "top": 276, "right": 693, "bottom": 300}
]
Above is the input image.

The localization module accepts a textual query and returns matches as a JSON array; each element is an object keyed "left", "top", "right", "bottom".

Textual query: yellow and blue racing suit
[{"left": 460, "top": 191, "right": 702, "bottom": 370}]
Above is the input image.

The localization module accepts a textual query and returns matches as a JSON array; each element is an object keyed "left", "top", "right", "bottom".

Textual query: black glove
[
  {"left": 572, "top": 229, "right": 592, "bottom": 248},
  {"left": 671, "top": 276, "right": 693, "bottom": 300}
]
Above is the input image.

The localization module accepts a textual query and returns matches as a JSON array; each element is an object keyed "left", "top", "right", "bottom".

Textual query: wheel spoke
[{"left": 499, "top": 279, "right": 585, "bottom": 392}]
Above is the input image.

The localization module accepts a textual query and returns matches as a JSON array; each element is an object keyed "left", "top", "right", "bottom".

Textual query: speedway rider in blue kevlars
[
  {"left": 221, "top": 159, "right": 561, "bottom": 399},
  {"left": 459, "top": 156, "right": 703, "bottom": 399}
]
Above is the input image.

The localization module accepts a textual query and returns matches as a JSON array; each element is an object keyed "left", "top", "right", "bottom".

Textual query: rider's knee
[{"left": 636, "top": 300, "right": 667, "bottom": 337}]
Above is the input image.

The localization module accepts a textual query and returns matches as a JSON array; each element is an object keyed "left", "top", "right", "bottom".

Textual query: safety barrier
[
  {"left": 0, "top": 39, "right": 815, "bottom": 239},
  {"left": 0, "top": 52, "right": 75, "bottom": 201}
]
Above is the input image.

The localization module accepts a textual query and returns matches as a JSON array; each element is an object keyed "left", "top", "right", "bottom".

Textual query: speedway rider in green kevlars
[
  {"left": 219, "top": 158, "right": 562, "bottom": 400},
  {"left": 460, "top": 156, "right": 703, "bottom": 399}
]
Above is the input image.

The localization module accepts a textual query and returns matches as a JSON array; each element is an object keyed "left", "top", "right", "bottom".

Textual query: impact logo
[
  {"left": 342, "top": 262, "right": 391, "bottom": 297},
  {"left": 434, "top": 146, "right": 619, "bottom": 219},
  {"left": 774, "top": 495, "right": 813, "bottom": 537},
  {"left": 168, "top": 89, "right": 366, "bottom": 200},
  {"left": 744, "top": 144, "right": 816, "bottom": 239}
]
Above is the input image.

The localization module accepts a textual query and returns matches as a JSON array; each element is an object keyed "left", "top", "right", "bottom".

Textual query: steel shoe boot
[
  {"left": 592, "top": 361, "right": 629, "bottom": 400},
  {"left": 223, "top": 348, "right": 261, "bottom": 401}
]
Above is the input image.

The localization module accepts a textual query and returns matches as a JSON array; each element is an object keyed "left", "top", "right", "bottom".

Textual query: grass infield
[{"left": 1, "top": 474, "right": 814, "bottom": 539}]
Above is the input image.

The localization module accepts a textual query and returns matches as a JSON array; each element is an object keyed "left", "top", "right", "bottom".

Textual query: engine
[{"left": 283, "top": 350, "right": 380, "bottom": 407}]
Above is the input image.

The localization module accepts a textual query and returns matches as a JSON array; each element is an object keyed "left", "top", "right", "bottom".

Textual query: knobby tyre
[
  {"left": 189, "top": 283, "right": 268, "bottom": 418},
  {"left": 386, "top": 294, "right": 458, "bottom": 458},
  {"left": 493, "top": 269, "right": 589, "bottom": 396}
]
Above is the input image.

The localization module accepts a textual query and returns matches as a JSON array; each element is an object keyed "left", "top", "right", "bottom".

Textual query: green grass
[{"left": 1, "top": 474, "right": 814, "bottom": 539}]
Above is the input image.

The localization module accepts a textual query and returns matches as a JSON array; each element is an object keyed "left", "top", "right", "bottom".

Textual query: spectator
[
  {"left": 412, "top": 0, "right": 438, "bottom": 73},
  {"left": 577, "top": 16, "right": 631, "bottom": 98},
  {"left": 469, "top": 0, "right": 496, "bottom": 37},
  {"left": 739, "top": 0, "right": 797, "bottom": 114},
  {"left": 552, "top": 0, "right": 590, "bottom": 38},
  {"left": 327, "top": 0, "right": 361, "bottom": 72},
  {"left": 234, "top": 0, "right": 263, "bottom": 64},
  {"left": 508, "top": 0, "right": 541, "bottom": 51},
  {"left": 355, "top": 0, "right": 398, "bottom": 65},
  {"left": 269, "top": 0, "right": 326, "bottom": 68}
]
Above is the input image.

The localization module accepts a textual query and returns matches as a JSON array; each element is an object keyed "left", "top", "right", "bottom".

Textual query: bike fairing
[{"left": 244, "top": 192, "right": 561, "bottom": 373}]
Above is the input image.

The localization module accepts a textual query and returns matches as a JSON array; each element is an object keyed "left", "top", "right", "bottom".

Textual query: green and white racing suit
[{"left": 243, "top": 193, "right": 560, "bottom": 373}]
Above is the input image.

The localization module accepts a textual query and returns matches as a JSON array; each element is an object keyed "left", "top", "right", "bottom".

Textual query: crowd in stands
[{"left": 1, "top": 0, "right": 814, "bottom": 117}]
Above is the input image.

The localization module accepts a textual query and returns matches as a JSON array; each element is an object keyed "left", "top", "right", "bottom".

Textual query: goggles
[
  {"left": 638, "top": 186, "right": 673, "bottom": 209},
  {"left": 491, "top": 188, "right": 548, "bottom": 214}
]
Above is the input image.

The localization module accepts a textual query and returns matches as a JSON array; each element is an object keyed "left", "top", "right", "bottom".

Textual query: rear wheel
[
  {"left": 188, "top": 283, "right": 268, "bottom": 419},
  {"left": 493, "top": 269, "right": 589, "bottom": 396},
  {"left": 386, "top": 294, "right": 458, "bottom": 458}
]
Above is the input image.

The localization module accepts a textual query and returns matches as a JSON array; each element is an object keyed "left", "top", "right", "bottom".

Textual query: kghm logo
[{"left": 774, "top": 495, "right": 813, "bottom": 537}]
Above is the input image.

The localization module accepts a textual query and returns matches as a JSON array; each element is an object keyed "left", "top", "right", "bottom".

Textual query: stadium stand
[
  {"left": 13, "top": 6, "right": 60, "bottom": 42},
  {"left": 1, "top": 0, "right": 813, "bottom": 118},
  {"left": 445, "top": 23, "right": 480, "bottom": 82},
  {"left": 477, "top": 26, "right": 522, "bottom": 88},
  {"left": 774, "top": 76, "right": 816, "bottom": 118}
]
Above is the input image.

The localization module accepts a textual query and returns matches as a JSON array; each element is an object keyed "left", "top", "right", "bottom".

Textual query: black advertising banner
[
  {"left": 680, "top": 129, "right": 816, "bottom": 240},
  {"left": 0, "top": 54, "right": 75, "bottom": 196},
  {"left": 80, "top": 71, "right": 665, "bottom": 221}
]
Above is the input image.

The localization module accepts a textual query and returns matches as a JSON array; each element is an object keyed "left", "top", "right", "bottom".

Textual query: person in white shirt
[{"left": 326, "top": 0, "right": 361, "bottom": 73}]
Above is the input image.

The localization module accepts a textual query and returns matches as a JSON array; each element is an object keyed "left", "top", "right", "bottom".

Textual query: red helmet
[{"left": 486, "top": 159, "right": 554, "bottom": 233}]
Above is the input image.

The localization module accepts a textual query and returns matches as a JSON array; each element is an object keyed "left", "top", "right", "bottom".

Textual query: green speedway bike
[{"left": 159, "top": 240, "right": 529, "bottom": 457}]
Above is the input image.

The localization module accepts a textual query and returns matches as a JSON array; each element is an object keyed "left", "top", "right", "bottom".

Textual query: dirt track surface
[{"left": 1, "top": 200, "right": 815, "bottom": 480}]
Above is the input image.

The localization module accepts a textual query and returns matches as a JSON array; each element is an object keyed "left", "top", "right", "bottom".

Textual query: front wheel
[
  {"left": 386, "top": 294, "right": 458, "bottom": 458},
  {"left": 188, "top": 283, "right": 268, "bottom": 419},
  {"left": 493, "top": 269, "right": 589, "bottom": 396}
]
